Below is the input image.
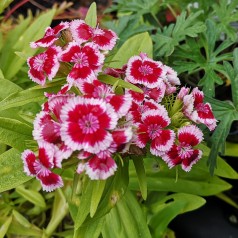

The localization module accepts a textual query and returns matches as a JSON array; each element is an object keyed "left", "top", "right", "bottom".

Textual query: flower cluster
[{"left": 21, "top": 19, "right": 217, "bottom": 192}]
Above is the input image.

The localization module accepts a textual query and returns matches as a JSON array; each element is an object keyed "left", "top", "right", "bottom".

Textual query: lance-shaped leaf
[
  {"left": 0, "top": 149, "right": 31, "bottom": 193},
  {"left": 0, "top": 80, "right": 63, "bottom": 112},
  {"left": 0, "top": 117, "right": 32, "bottom": 150},
  {"left": 129, "top": 152, "right": 235, "bottom": 196},
  {"left": 132, "top": 155, "right": 147, "bottom": 200},
  {"left": 147, "top": 193, "right": 206, "bottom": 238},
  {"left": 1, "top": 9, "right": 56, "bottom": 79},
  {"left": 102, "top": 190, "right": 152, "bottom": 238},
  {"left": 108, "top": 32, "right": 153, "bottom": 68},
  {"left": 0, "top": 79, "right": 22, "bottom": 100},
  {"left": 85, "top": 2, "right": 97, "bottom": 28},
  {"left": 45, "top": 189, "right": 68, "bottom": 237}
]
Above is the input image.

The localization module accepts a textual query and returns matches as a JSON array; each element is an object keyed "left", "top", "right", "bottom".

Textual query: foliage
[
  {"left": 0, "top": 1, "right": 238, "bottom": 238},
  {"left": 104, "top": 0, "right": 238, "bottom": 174}
]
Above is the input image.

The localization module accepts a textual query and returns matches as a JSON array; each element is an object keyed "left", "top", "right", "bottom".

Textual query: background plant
[
  {"left": 0, "top": 1, "right": 238, "bottom": 238},
  {"left": 104, "top": 0, "right": 238, "bottom": 174}
]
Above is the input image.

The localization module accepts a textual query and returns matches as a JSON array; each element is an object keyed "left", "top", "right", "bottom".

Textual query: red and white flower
[
  {"left": 21, "top": 143, "right": 63, "bottom": 192},
  {"left": 33, "top": 93, "right": 74, "bottom": 166},
  {"left": 126, "top": 53, "right": 166, "bottom": 88},
  {"left": 60, "top": 97, "right": 118, "bottom": 154},
  {"left": 183, "top": 88, "right": 217, "bottom": 131},
  {"left": 128, "top": 99, "right": 160, "bottom": 124},
  {"left": 70, "top": 20, "right": 118, "bottom": 51},
  {"left": 135, "top": 105, "right": 175, "bottom": 156},
  {"left": 164, "top": 65, "right": 180, "bottom": 85},
  {"left": 162, "top": 125, "right": 203, "bottom": 171},
  {"left": 60, "top": 42, "right": 104, "bottom": 86},
  {"left": 85, "top": 155, "right": 117, "bottom": 180},
  {"left": 79, "top": 80, "right": 132, "bottom": 118},
  {"left": 33, "top": 111, "right": 61, "bottom": 144},
  {"left": 30, "top": 22, "right": 69, "bottom": 48},
  {"left": 27, "top": 46, "right": 61, "bottom": 85}
]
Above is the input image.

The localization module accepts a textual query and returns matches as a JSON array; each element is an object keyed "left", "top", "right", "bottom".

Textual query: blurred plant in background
[{"left": 0, "top": 1, "right": 238, "bottom": 238}]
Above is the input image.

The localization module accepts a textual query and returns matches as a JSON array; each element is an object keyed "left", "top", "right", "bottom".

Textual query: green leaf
[
  {"left": 0, "top": 0, "right": 14, "bottom": 14},
  {"left": 102, "top": 190, "right": 152, "bottom": 238},
  {"left": 85, "top": 2, "right": 97, "bottom": 28},
  {"left": 132, "top": 156, "right": 147, "bottom": 200},
  {"left": 0, "top": 80, "right": 63, "bottom": 112},
  {"left": 224, "top": 141, "right": 238, "bottom": 157},
  {"left": 0, "top": 216, "right": 42, "bottom": 237},
  {"left": 73, "top": 217, "right": 105, "bottom": 238},
  {"left": 0, "top": 69, "right": 4, "bottom": 79},
  {"left": 212, "top": 0, "right": 238, "bottom": 41},
  {"left": 148, "top": 193, "right": 205, "bottom": 237},
  {"left": 16, "top": 185, "right": 46, "bottom": 208},
  {"left": 105, "top": 0, "right": 159, "bottom": 15},
  {"left": 109, "top": 32, "right": 153, "bottom": 68},
  {"left": 0, "top": 117, "right": 32, "bottom": 150},
  {"left": 0, "top": 16, "right": 32, "bottom": 72},
  {"left": 198, "top": 144, "right": 238, "bottom": 179},
  {"left": 90, "top": 180, "right": 106, "bottom": 217},
  {"left": 0, "top": 149, "right": 31, "bottom": 193},
  {"left": 0, "top": 216, "right": 12, "bottom": 238},
  {"left": 0, "top": 79, "right": 22, "bottom": 100},
  {"left": 216, "top": 193, "right": 238, "bottom": 209},
  {"left": 74, "top": 179, "right": 94, "bottom": 230},
  {"left": 98, "top": 75, "right": 143, "bottom": 93},
  {"left": 2, "top": 9, "right": 56, "bottom": 79},
  {"left": 12, "top": 210, "right": 31, "bottom": 228},
  {"left": 173, "top": 19, "right": 233, "bottom": 97},
  {"left": 205, "top": 96, "right": 238, "bottom": 174},
  {"left": 45, "top": 189, "right": 68, "bottom": 237},
  {"left": 153, "top": 11, "right": 206, "bottom": 56},
  {"left": 129, "top": 156, "right": 232, "bottom": 196},
  {"left": 231, "top": 48, "right": 238, "bottom": 108},
  {"left": 87, "top": 159, "right": 129, "bottom": 222},
  {"left": 104, "top": 15, "right": 155, "bottom": 47}
]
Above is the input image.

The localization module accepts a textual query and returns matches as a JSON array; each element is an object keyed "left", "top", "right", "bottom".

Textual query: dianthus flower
[
  {"left": 126, "top": 53, "right": 166, "bottom": 88},
  {"left": 79, "top": 80, "right": 132, "bottom": 118},
  {"left": 60, "top": 97, "right": 118, "bottom": 154},
  {"left": 21, "top": 143, "right": 63, "bottom": 192},
  {"left": 135, "top": 105, "right": 175, "bottom": 156},
  {"left": 60, "top": 42, "right": 104, "bottom": 86},
  {"left": 27, "top": 46, "right": 61, "bottom": 85},
  {"left": 70, "top": 20, "right": 118, "bottom": 50},
  {"left": 181, "top": 87, "right": 217, "bottom": 131},
  {"left": 30, "top": 22, "right": 69, "bottom": 48},
  {"left": 162, "top": 125, "right": 203, "bottom": 171}
]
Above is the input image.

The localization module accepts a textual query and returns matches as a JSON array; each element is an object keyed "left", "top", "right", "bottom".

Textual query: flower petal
[
  {"left": 141, "top": 107, "right": 171, "bottom": 128},
  {"left": 150, "top": 129, "right": 175, "bottom": 156},
  {"left": 37, "top": 170, "right": 63, "bottom": 192},
  {"left": 21, "top": 150, "right": 37, "bottom": 176},
  {"left": 70, "top": 20, "right": 93, "bottom": 44},
  {"left": 126, "top": 55, "right": 165, "bottom": 88},
  {"left": 86, "top": 155, "right": 117, "bottom": 180},
  {"left": 178, "top": 125, "right": 203, "bottom": 146},
  {"left": 181, "top": 149, "right": 203, "bottom": 172},
  {"left": 161, "top": 145, "right": 182, "bottom": 168},
  {"left": 109, "top": 94, "right": 132, "bottom": 118},
  {"left": 33, "top": 111, "right": 60, "bottom": 144},
  {"left": 30, "top": 22, "right": 69, "bottom": 48},
  {"left": 38, "top": 143, "right": 55, "bottom": 169},
  {"left": 93, "top": 28, "right": 118, "bottom": 50},
  {"left": 135, "top": 124, "right": 150, "bottom": 148},
  {"left": 60, "top": 97, "right": 118, "bottom": 153}
]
